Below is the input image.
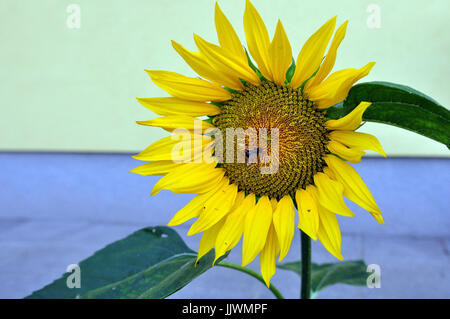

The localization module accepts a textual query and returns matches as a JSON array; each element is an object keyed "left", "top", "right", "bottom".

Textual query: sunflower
[{"left": 132, "top": 0, "right": 386, "bottom": 286}]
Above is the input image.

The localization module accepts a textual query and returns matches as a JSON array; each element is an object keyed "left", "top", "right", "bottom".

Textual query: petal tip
[
  {"left": 241, "top": 257, "right": 251, "bottom": 267},
  {"left": 150, "top": 183, "right": 162, "bottom": 196}
]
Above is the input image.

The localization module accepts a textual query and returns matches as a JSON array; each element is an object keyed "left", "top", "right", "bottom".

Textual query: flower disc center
[{"left": 213, "top": 81, "right": 329, "bottom": 199}]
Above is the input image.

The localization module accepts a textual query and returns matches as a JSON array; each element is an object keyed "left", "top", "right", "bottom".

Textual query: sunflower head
[{"left": 132, "top": 0, "right": 386, "bottom": 286}]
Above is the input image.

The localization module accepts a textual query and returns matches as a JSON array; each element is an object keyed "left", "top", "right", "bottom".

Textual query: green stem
[
  {"left": 300, "top": 230, "right": 312, "bottom": 299},
  {"left": 216, "top": 261, "right": 284, "bottom": 299}
]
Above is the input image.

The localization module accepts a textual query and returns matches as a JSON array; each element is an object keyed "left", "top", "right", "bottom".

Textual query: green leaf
[
  {"left": 284, "top": 58, "right": 296, "bottom": 84},
  {"left": 203, "top": 117, "right": 213, "bottom": 125},
  {"left": 245, "top": 48, "right": 265, "bottom": 81},
  {"left": 277, "top": 260, "right": 368, "bottom": 294},
  {"left": 326, "top": 81, "right": 450, "bottom": 147},
  {"left": 26, "top": 226, "right": 222, "bottom": 299},
  {"left": 210, "top": 101, "right": 225, "bottom": 108}
]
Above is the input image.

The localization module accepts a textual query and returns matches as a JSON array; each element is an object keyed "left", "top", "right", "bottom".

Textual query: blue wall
[{"left": 0, "top": 153, "right": 449, "bottom": 298}]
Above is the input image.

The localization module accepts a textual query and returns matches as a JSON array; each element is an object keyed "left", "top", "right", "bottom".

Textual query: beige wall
[{"left": 0, "top": 0, "right": 449, "bottom": 156}]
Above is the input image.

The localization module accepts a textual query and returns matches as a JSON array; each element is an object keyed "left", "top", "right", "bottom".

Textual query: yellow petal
[
  {"left": 290, "top": 16, "right": 336, "bottom": 89},
  {"left": 187, "top": 183, "right": 238, "bottom": 236},
  {"left": 268, "top": 20, "right": 292, "bottom": 85},
  {"left": 167, "top": 177, "right": 229, "bottom": 226},
  {"left": 214, "top": 193, "right": 255, "bottom": 264},
  {"left": 137, "top": 115, "right": 214, "bottom": 133},
  {"left": 242, "top": 195, "right": 272, "bottom": 266},
  {"left": 231, "top": 191, "right": 247, "bottom": 212},
  {"left": 260, "top": 224, "right": 280, "bottom": 287},
  {"left": 133, "top": 133, "right": 212, "bottom": 162},
  {"left": 270, "top": 197, "right": 278, "bottom": 211},
  {"left": 325, "top": 155, "right": 384, "bottom": 224},
  {"left": 295, "top": 186, "right": 319, "bottom": 240},
  {"left": 325, "top": 102, "right": 371, "bottom": 131},
  {"left": 307, "top": 62, "right": 375, "bottom": 109},
  {"left": 171, "top": 41, "right": 243, "bottom": 90},
  {"left": 323, "top": 166, "right": 336, "bottom": 179},
  {"left": 214, "top": 2, "right": 247, "bottom": 62},
  {"left": 197, "top": 218, "right": 226, "bottom": 262},
  {"left": 151, "top": 162, "right": 225, "bottom": 196},
  {"left": 327, "top": 140, "right": 365, "bottom": 163},
  {"left": 194, "top": 34, "right": 260, "bottom": 85},
  {"left": 243, "top": 0, "right": 271, "bottom": 80},
  {"left": 317, "top": 206, "right": 344, "bottom": 260},
  {"left": 137, "top": 96, "right": 221, "bottom": 117},
  {"left": 368, "top": 210, "right": 385, "bottom": 224},
  {"left": 272, "top": 195, "right": 295, "bottom": 261},
  {"left": 314, "top": 172, "right": 355, "bottom": 217},
  {"left": 129, "top": 160, "right": 180, "bottom": 176},
  {"left": 146, "top": 70, "right": 231, "bottom": 102},
  {"left": 329, "top": 130, "right": 386, "bottom": 157},
  {"left": 305, "top": 21, "right": 348, "bottom": 91}
]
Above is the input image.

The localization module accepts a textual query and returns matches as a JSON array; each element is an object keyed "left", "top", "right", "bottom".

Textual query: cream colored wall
[{"left": 0, "top": 0, "right": 449, "bottom": 156}]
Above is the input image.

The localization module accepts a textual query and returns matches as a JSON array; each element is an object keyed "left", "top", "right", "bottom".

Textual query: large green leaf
[
  {"left": 326, "top": 81, "right": 450, "bottom": 147},
  {"left": 26, "top": 226, "right": 221, "bottom": 299},
  {"left": 277, "top": 260, "right": 368, "bottom": 295}
]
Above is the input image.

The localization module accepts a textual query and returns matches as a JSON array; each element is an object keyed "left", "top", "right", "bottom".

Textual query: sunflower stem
[
  {"left": 216, "top": 261, "right": 284, "bottom": 299},
  {"left": 300, "top": 230, "right": 312, "bottom": 299}
]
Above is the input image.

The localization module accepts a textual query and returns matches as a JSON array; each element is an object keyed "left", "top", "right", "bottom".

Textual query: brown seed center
[{"left": 213, "top": 81, "right": 329, "bottom": 199}]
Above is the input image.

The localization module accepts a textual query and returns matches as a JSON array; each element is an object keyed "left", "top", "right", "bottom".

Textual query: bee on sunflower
[{"left": 132, "top": 0, "right": 386, "bottom": 286}]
